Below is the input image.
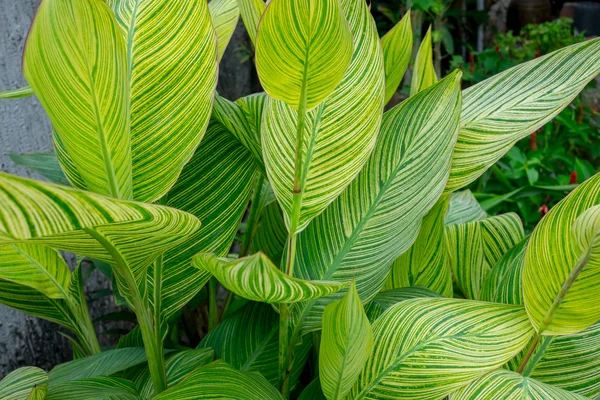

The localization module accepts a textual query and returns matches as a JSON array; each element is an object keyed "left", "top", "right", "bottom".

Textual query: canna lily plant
[{"left": 0, "top": 0, "right": 599, "bottom": 398}]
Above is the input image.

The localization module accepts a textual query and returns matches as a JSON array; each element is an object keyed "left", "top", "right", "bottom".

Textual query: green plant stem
[
  {"left": 72, "top": 283, "right": 101, "bottom": 355},
  {"left": 208, "top": 278, "right": 219, "bottom": 332},
  {"left": 279, "top": 302, "right": 290, "bottom": 395},
  {"left": 85, "top": 229, "right": 167, "bottom": 394}
]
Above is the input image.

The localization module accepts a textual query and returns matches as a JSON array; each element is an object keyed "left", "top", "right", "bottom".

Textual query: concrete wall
[{"left": 0, "top": 0, "right": 254, "bottom": 377}]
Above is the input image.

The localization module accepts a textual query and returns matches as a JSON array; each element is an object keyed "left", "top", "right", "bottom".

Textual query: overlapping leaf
[
  {"left": 364, "top": 287, "right": 442, "bottom": 322},
  {"left": 193, "top": 252, "right": 346, "bottom": 303},
  {"left": 107, "top": 0, "right": 218, "bottom": 203},
  {"left": 453, "top": 369, "right": 587, "bottom": 400},
  {"left": 385, "top": 196, "right": 453, "bottom": 296},
  {"left": 209, "top": 0, "right": 240, "bottom": 60},
  {"left": 237, "top": 0, "right": 266, "bottom": 45},
  {"left": 23, "top": 0, "right": 132, "bottom": 199},
  {"left": 320, "top": 283, "right": 373, "bottom": 400},
  {"left": 0, "top": 367, "right": 47, "bottom": 400},
  {"left": 293, "top": 71, "right": 462, "bottom": 333},
  {"left": 381, "top": 12, "right": 412, "bottom": 104},
  {"left": 445, "top": 189, "right": 488, "bottom": 225},
  {"left": 410, "top": 27, "right": 437, "bottom": 96},
  {"left": 45, "top": 377, "right": 140, "bottom": 400},
  {"left": 260, "top": 0, "right": 385, "bottom": 233},
  {"left": 524, "top": 172, "right": 600, "bottom": 335},
  {"left": 350, "top": 298, "right": 534, "bottom": 399},
  {"left": 446, "top": 38, "right": 600, "bottom": 191},
  {"left": 153, "top": 361, "right": 284, "bottom": 400},
  {"left": 446, "top": 213, "right": 524, "bottom": 299},
  {"left": 9, "top": 153, "right": 69, "bottom": 186}
]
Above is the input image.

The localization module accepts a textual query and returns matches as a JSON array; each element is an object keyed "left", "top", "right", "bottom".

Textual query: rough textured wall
[{"left": 0, "top": 0, "right": 254, "bottom": 377}]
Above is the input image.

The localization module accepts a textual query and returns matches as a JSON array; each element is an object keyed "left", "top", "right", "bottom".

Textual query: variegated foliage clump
[{"left": 0, "top": 0, "right": 599, "bottom": 399}]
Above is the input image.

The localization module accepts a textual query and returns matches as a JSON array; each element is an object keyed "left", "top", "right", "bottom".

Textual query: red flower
[
  {"left": 538, "top": 204, "right": 549, "bottom": 216},
  {"left": 569, "top": 171, "right": 578, "bottom": 184}
]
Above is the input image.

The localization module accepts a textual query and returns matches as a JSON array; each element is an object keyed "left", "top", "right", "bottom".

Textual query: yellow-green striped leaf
[
  {"left": 151, "top": 121, "right": 257, "bottom": 323},
  {"left": 153, "top": 361, "right": 284, "bottom": 400},
  {"left": 26, "top": 385, "right": 47, "bottom": 400},
  {"left": 445, "top": 189, "right": 488, "bottom": 225},
  {"left": 256, "top": 0, "right": 353, "bottom": 110},
  {"left": 524, "top": 172, "right": 600, "bottom": 335},
  {"left": 453, "top": 369, "right": 587, "bottom": 400},
  {"left": 107, "top": 0, "right": 218, "bottom": 203},
  {"left": 250, "top": 200, "right": 287, "bottom": 265},
  {"left": 0, "top": 244, "right": 70, "bottom": 299},
  {"left": 0, "top": 173, "right": 200, "bottom": 307},
  {"left": 385, "top": 196, "right": 453, "bottom": 297},
  {"left": 410, "top": 27, "right": 437, "bottom": 96},
  {"left": 9, "top": 153, "right": 69, "bottom": 186},
  {"left": 209, "top": 0, "right": 240, "bottom": 60},
  {"left": 199, "top": 301, "right": 311, "bottom": 389},
  {"left": 364, "top": 287, "right": 442, "bottom": 322},
  {"left": 237, "top": 0, "right": 266, "bottom": 45},
  {"left": 350, "top": 298, "right": 534, "bottom": 399},
  {"left": 193, "top": 252, "right": 347, "bottom": 303},
  {"left": 294, "top": 71, "right": 462, "bottom": 333},
  {"left": 0, "top": 86, "right": 34, "bottom": 99},
  {"left": 446, "top": 213, "right": 524, "bottom": 300},
  {"left": 23, "top": 0, "right": 132, "bottom": 199},
  {"left": 446, "top": 38, "right": 600, "bottom": 192},
  {"left": 0, "top": 367, "right": 47, "bottom": 400},
  {"left": 261, "top": 0, "right": 385, "bottom": 233},
  {"left": 381, "top": 12, "right": 412, "bottom": 104},
  {"left": 45, "top": 377, "right": 140, "bottom": 400},
  {"left": 320, "top": 282, "right": 373, "bottom": 400}
]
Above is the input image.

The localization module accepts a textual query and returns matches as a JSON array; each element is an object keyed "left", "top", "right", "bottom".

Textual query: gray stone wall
[{"left": 0, "top": 0, "right": 254, "bottom": 377}]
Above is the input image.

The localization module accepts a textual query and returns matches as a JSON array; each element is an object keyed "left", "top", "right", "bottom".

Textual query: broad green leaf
[
  {"left": 193, "top": 252, "right": 346, "bottom": 303},
  {"left": 453, "top": 369, "right": 587, "bottom": 400},
  {"left": 410, "top": 27, "right": 437, "bottom": 96},
  {"left": 26, "top": 385, "right": 47, "bottom": 400},
  {"left": 153, "top": 361, "right": 284, "bottom": 400},
  {"left": 209, "top": 0, "right": 240, "bottom": 60},
  {"left": 320, "top": 283, "right": 373, "bottom": 400},
  {"left": 151, "top": 122, "right": 257, "bottom": 323},
  {"left": 0, "top": 367, "right": 47, "bottom": 400},
  {"left": 0, "top": 173, "right": 200, "bottom": 306},
  {"left": 136, "top": 349, "right": 214, "bottom": 398},
  {"left": 364, "top": 287, "right": 442, "bottom": 322},
  {"left": 45, "top": 377, "right": 140, "bottom": 400},
  {"left": 9, "top": 153, "right": 69, "bottom": 186},
  {"left": 250, "top": 200, "right": 287, "bottom": 265},
  {"left": 299, "top": 378, "right": 326, "bottom": 400},
  {"left": 255, "top": 0, "right": 353, "bottom": 110},
  {"left": 107, "top": 0, "right": 218, "bottom": 203},
  {"left": 381, "top": 12, "right": 412, "bottom": 104},
  {"left": 385, "top": 196, "right": 452, "bottom": 297},
  {"left": 237, "top": 0, "right": 266, "bottom": 45},
  {"left": 524, "top": 173, "right": 600, "bottom": 335},
  {"left": 199, "top": 301, "right": 311, "bottom": 388},
  {"left": 23, "top": 0, "right": 132, "bottom": 199},
  {"left": 294, "top": 71, "right": 462, "bottom": 333},
  {"left": 49, "top": 348, "right": 147, "bottom": 385},
  {"left": 445, "top": 189, "right": 488, "bottom": 225},
  {"left": 0, "top": 86, "right": 34, "bottom": 99},
  {"left": 480, "top": 239, "right": 600, "bottom": 397},
  {"left": 446, "top": 38, "right": 600, "bottom": 191},
  {"left": 0, "top": 244, "right": 70, "bottom": 299},
  {"left": 261, "top": 0, "right": 385, "bottom": 233},
  {"left": 351, "top": 298, "right": 534, "bottom": 399},
  {"left": 446, "top": 213, "right": 524, "bottom": 300},
  {"left": 52, "top": 134, "right": 88, "bottom": 190}
]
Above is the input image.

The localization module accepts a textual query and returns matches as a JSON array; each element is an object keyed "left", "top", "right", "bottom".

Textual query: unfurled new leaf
[
  {"left": 410, "top": 27, "right": 438, "bottom": 96},
  {"left": 381, "top": 13, "right": 412, "bottom": 104},
  {"left": 209, "top": 0, "right": 240, "bottom": 60}
]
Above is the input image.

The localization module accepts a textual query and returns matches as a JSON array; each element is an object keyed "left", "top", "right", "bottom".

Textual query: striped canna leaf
[
  {"left": 260, "top": 0, "right": 385, "bottom": 233},
  {"left": 453, "top": 369, "right": 587, "bottom": 400},
  {"left": 381, "top": 12, "right": 412, "bottom": 104},
  {"left": 150, "top": 121, "right": 257, "bottom": 323},
  {"left": 255, "top": 0, "right": 353, "bottom": 110},
  {"left": 0, "top": 173, "right": 200, "bottom": 308},
  {"left": 446, "top": 38, "right": 600, "bottom": 192},
  {"left": 293, "top": 71, "right": 462, "bottom": 333},
  {"left": 446, "top": 189, "right": 488, "bottom": 225},
  {"left": 320, "top": 282, "right": 373, "bottom": 400},
  {"left": 446, "top": 212, "right": 524, "bottom": 300},
  {"left": 0, "top": 86, "right": 34, "bottom": 99},
  {"left": 0, "top": 367, "right": 48, "bottom": 400},
  {"left": 524, "top": 172, "right": 600, "bottom": 335},
  {"left": 209, "top": 0, "right": 240, "bottom": 60},
  {"left": 350, "top": 298, "right": 534, "bottom": 399},
  {"left": 365, "top": 287, "right": 442, "bottom": 322},
  {"left": 153, "top": 361, "right": 284, "bottom": 400},
  {"left": 106, "top": 0, "right": 218, "bottom": 203},
  {"left": 193, "top": 252, "right": 347, "bottom": 303},
  {"left": 45, "top": 377, "right": 140, "bottom": 400},
  {"left": 384, "top": 196, "right": 453, "bottom": 297},
  {"left": 23, "top": 0, "right": 132, "bottom": 200},
  {"left": 237, "top": 0, "right": 266, "bottom": 46},
  {"left": 26, "top": 385, "right": 47, "bottom": 400},
  {"left": 410, "top": 27, "right": 438, "bottom": 96},
  {"left": 9, "top": 153, "right": 69, "bottom": 186}
]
